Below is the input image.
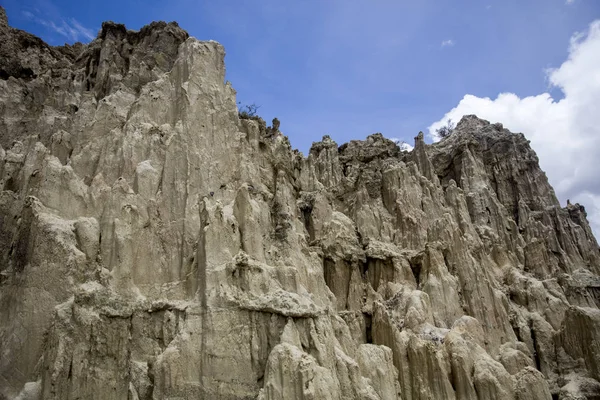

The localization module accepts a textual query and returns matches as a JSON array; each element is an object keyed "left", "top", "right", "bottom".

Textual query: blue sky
[
  {"left": 3, "top": 1, "right": 600, "bottom": 234},
  {"left": 2, "top": 0, "right": 598, "bottom": 154}
]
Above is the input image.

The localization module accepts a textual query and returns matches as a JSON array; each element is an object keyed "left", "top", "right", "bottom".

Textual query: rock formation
[{"left": 1, "top": 7, "right": 600, "bottom": 399}]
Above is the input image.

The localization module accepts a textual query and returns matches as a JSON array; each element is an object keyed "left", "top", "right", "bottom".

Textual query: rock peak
[
  {"left": 0, "top": 7, "right": 8, "bottom": 29},
  {"left": 454, "top": 114, "right": 504, "bottom": 135},
  {"left": 99, "top": 21, "right": 128, "bottom": 39},
  {"left": 98, "top": 19, "right": 189, "bottom": 43}
]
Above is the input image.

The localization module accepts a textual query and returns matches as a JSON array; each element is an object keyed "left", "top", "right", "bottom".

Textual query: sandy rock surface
[{"left": 1, "top": 7, "right": 599, "bottom": 399}]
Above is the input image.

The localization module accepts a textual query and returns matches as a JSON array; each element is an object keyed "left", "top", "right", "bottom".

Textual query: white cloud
[
  {"left": 566, "top": 0, "right": 575, "bottom": 4},
  {"left": 22, "top": 9, "right": 94, "bottom": 42},
  {"left": 441, "top": 39, "right": 455, "bottom": 47},
  {"left": 429, "top": 20, "right": 600, "bottom": 236},
  {"left": 68, "top": 18, "right": 95, "bottom": 41}
]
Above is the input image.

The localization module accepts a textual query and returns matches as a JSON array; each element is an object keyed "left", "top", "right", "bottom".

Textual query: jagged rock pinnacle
[{"left": 1, "top": 8, "right": 599, "bottom": 400}]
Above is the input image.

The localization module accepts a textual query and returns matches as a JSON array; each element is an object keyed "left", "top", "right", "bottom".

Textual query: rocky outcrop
[{"left": 1, "top": 7, "right": 600, "bottom": 399}]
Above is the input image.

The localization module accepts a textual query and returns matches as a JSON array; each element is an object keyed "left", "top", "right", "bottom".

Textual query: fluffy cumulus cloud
[{"left": 429, "top": 21, "right": 600, "bottom": 235}]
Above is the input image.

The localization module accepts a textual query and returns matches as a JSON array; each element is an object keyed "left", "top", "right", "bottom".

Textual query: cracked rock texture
[{"left": 1, "top": 8, "right": 600, "bottom": 400}]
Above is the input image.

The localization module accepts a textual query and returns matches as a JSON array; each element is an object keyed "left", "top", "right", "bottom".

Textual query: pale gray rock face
[{"left": 1, "top": 7, "right": 600, "bottom": 400}]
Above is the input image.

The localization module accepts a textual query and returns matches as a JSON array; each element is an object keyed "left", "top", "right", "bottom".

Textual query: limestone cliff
[{"left": 1, "top": 8, "right": 600, "bottom": 400}]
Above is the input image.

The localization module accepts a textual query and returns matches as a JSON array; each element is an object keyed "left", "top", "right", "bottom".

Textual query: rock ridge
[{"left": 1, "top": 9, "right": 600, "bottom": 400}]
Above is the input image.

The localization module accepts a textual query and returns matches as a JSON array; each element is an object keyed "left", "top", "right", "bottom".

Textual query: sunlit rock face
[{"left": 1, "top": 7, "right": 600, "bottom": 400}]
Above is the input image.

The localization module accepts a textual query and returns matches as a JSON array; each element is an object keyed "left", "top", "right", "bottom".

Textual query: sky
[{"left": 2, "top": 0, "right": 600, "bottom": 233}]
